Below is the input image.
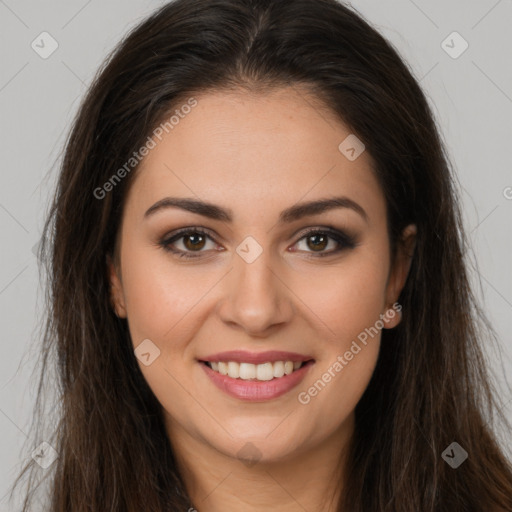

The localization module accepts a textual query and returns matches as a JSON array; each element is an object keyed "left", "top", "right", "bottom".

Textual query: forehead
[{"left": 125, "top": 87, "right": 385, "bottom": 224}]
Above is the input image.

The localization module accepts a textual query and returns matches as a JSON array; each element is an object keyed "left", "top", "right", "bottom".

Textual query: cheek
[
  {"left": 290, "top": 252, "right": 387, "bottom": 413},
  {"left": 296, "top": 341, "right": 380, "bottom": 443},
  {"left": 119, "top": 246, "right": 205, "bottom": 414},
  {"left": 290, "top": 251, "right": 389, "bottom": 340},
  {"left": 120, "top": 244, "right": 219, "bottom": 342},
  {"left": 294, "top": 264, "right": 386, "bottom": 429}
]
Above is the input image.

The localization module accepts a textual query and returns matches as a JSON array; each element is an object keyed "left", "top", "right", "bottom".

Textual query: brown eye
[
  {"left": 183, "top": 232, "right": 207, "bottom": 251},
  {"left": 306, "top": 233, "right": 329, "bottom": 252},
  {"left": 160, "top": 228, "right": 218, "bottom": 258},
  {"left": 292, "top": 228, "right": 356, "bottom": 257}
]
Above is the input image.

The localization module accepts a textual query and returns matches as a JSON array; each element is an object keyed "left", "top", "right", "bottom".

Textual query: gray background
[{"left": 0, "top": 0, "right": 511, "bottom": 509}]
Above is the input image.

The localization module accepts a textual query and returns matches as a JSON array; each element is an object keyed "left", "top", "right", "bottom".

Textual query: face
[{"left": 109, "top": 87, "right": 416, "bottom": 465}]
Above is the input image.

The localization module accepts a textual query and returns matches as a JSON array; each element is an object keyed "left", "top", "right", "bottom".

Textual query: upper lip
[{"left": 198, "top": 350, "right": 314, "bottom": 365}]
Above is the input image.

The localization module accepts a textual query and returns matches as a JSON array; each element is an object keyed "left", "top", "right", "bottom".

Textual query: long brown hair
[{"left": 10, "top": 0, "right": 512, "bottom": 510}]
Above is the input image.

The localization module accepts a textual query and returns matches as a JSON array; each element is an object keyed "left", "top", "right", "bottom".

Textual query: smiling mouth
[{"left": 200, "top": 359, "right": 315, "bottom": 381}]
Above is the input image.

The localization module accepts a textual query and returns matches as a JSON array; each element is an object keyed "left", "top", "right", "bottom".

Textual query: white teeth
[
  {"left": 227, "top": 361, "right": 239, "bottom": 379},
  {"left": 273, "top": 361, "right": 285, "bottom": 378},
  {"left": 256, "top": 362, "right": 274, "bottom": 381},
  {"left": 206, "top": 360, "right": 307, "bottom": 380},
  {"left": 239, "top": 362, "right": 256, "bottom": 380}
]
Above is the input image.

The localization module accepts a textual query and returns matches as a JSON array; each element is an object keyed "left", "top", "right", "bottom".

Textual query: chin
[
  {"left": 226, "top": 439, "right": 301, "bottom": 466},
  {"left": 203, "top": 426, "right": 309, "bottom": 464}
]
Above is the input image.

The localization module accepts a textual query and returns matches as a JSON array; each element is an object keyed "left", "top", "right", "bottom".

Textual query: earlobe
[
  {"left": 383, "top": 224, "right": 417, "bottom": 329},
  {"left": 382, "top": 304, "right": 403, "bottom": 329},
  {"left": 107, "top": 255, "right": 127, "bottom": 318}
]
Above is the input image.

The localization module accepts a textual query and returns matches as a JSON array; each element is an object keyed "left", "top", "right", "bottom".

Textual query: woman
[{"left": 10, "top": 0, "right": 512, "bottom": 510}]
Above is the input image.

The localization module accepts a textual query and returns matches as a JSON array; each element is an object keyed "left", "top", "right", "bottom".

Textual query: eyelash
[{"left": 159, "top": 226, "right": 357, "bottom": 260}]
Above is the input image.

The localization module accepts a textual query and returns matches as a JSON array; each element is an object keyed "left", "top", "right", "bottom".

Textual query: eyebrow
[{"left": 144, "top": 195, "right": 368, "bottom": 224}]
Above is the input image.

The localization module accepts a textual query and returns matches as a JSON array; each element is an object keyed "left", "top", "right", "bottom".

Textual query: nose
[{"left": 216, "top": 247, "right": 295, "bottom": 336}]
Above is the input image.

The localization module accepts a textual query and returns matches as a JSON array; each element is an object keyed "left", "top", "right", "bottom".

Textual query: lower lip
[{"left": 199, "top": 360, "right": 315, "bottom": 402}]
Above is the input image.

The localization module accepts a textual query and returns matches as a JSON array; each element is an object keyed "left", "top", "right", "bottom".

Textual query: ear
[
  {"left": 107, "top": 254, "right": 127, "bottom": 318},
  {"left": 382, "top": 224, "right": 417, "bottom": 329}
]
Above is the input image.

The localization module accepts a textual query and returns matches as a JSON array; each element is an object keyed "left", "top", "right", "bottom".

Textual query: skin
[{"left": 109, "top": 86, "right": 416, "bottom": 511}]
